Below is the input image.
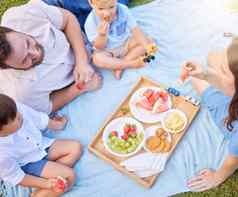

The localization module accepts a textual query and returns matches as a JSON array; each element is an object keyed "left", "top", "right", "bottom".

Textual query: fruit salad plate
[{"left": 102, "top": 117, "right": 145, "bottom": 157}]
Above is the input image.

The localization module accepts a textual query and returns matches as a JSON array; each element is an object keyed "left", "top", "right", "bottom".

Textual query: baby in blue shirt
[{"left": 85, "top": 0, "right": 155, "bottom": 79}]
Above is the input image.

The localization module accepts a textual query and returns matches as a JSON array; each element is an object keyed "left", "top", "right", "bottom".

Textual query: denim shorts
[{"left": 21, "top": 148, "right": 49, "bottom": 177}]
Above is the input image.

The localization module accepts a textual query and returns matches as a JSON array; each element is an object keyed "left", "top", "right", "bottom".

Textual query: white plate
[
  {"left": 129, "top": 86, "right": 172, "bottom": 124},
  {"left": 161, "top": 109, "right": 188, "bottom": 134},
  {"left": 143, "top": 125, "right": 172, "bottom": 153},
  {"left": 102, "top": 117, "right": 145, "bottom": 157}
]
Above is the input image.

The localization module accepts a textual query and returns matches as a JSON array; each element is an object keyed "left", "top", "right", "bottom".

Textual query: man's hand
[
  {"left": 187, "top": 169, "right": 223, "bottom": 192},
  {"left": 48, "top": 116, "right": 68, "bottom": 131},
  {"left": 74, "top": 63, "right": 95, "bottom": 84}
]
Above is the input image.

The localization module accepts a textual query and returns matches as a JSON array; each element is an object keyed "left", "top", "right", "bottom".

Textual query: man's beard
[{"left": 33, "top": 42, "right": 44, "bottom": 67}]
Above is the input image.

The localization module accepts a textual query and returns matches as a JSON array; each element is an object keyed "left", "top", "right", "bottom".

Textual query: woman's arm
[{"left": 187, "top": 155, "right": 238, "bottom": 191}]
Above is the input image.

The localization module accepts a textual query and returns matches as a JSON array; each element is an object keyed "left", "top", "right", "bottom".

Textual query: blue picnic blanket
[{"left": 2, "top": 0, "right": 238, "bottom": 196}]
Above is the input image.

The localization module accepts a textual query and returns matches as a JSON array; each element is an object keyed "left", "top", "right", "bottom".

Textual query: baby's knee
[
  {"left": 92, "top": 51, "right": 103, "bottom": 65},
  {"left": 92, "top": 51, "right": 112, "bottom": 67},
  {"left": 70, "top": 141, "right": 82, "bottom": 160},
  {"left": 65, "top": 167, "right": 77, "bottom": 186}
]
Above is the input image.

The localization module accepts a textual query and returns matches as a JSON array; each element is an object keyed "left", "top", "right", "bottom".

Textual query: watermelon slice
[
  {"left": 159, "top": 91, "right": 169, "bottom": 102},
  {"left": 136, "top": 98, "right": 153, "bottom": 111},
  {"left": 55, "top": 176, "right": 67, "bottom": 192},
  {"left": 147, "top": 91, "right": 160, "bottom": 106},
  {"left": 152, "top": 98, "right": 169, "bottom": 113},
  {"left": 143, "top": 89, "right": 154, "bottom": 99}
]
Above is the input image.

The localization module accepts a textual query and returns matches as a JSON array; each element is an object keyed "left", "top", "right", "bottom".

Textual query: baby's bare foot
[
  {"left": 130, "top": 58, "right": 145, "bottom": 68},
  {"left": 113, "top": 69, "right": 123, "bottom": 80}
]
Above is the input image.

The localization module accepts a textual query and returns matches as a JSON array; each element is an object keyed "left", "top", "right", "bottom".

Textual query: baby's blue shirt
[{"left": 84, "top": 3, "right": 137, "bottom": 49}]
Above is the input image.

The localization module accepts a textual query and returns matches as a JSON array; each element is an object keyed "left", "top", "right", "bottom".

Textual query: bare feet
[
  {"left": 113, "top": 69, "right": 123, "bottom": 80},
  {"left": 129, "top": 58, "right": 145, "bottom": 69}
]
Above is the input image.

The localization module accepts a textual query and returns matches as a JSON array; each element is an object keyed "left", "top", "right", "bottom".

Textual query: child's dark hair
[{"left": 0, "top": 94, "right": 17, "bottom": 130}]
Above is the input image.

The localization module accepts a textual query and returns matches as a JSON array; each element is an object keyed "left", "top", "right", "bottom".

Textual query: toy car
[
  {"left": 167, "top": 87, "right": 180, "bottom": 96},
  {"left": 141, "top": 43, "right": 158, "bottom": 63}
]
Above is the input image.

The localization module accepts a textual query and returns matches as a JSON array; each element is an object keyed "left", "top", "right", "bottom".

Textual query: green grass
[
  {"left": 0, "top": 0, "right": 238, "bottom": 196},
  {"left": 0, "top": 0, "right": 153, "bottom": 18}
]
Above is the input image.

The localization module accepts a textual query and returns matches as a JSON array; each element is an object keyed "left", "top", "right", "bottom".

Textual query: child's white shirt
[
  {"left": 85, "top": 3, "right": 137, "bottom": 49},
  {"left": 0, "top": 102, "right": 54, "bottom": 186}
]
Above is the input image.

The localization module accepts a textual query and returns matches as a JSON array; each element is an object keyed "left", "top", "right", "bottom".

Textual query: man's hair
[
  {"left": 0, "top": 26, "right": 14, "bottom": 69},
  {"left": 0, "top": 94, "right": 17, "bottom": 130}
]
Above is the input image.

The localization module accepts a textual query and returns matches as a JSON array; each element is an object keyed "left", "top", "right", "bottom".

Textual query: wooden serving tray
[{"left": 88, "top": 76, "right": 200, "bottom": 188}]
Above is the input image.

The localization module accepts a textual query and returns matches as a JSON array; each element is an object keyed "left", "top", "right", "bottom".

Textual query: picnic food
[
  {"left": 163, "top": 110, "right": 187, "bottom": 133},
  {"left": 145, "top": 128, "right": 172, "bottom": 153},
  {"left": 136, "top": 88, "right": 170, "bottom": 113},
  {"left": 179, "top": 63, "right": 194, "bottom": 82},
  {"left": 103, "top": 15, "right": 110, "bottom": 22},
  {"left": 107, "top": 123, "right": 144, "bottom": 155},
  {"left": 55, "top": 176, "right": 67, "bottom": 192}
]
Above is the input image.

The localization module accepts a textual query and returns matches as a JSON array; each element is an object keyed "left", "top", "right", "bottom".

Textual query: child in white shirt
[{"left": 0, "top": 94, "right": 82, "bottom": 197}]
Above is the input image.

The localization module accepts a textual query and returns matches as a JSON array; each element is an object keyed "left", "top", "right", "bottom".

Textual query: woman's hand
[
  {"left": 187, "top": 169, "right": 223, "bottom": 192},
  {"left": 182, "top": 61, "right": 206, "bottom": 80}
]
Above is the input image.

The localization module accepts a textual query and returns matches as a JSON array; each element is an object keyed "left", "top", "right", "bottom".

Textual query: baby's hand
[
  {"left": 47, "top": 176, "right": 68, "bottom": 193},
  {"left": 48, "top": 116, "right": 68, "bottom": 131},
  {"left": 98, "top": 20, "right": 110, "bottom": 36}
]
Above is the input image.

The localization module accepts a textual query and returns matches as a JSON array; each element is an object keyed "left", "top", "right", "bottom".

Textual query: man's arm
[{"left": 60, "top": 8, "right": 94, "bottom": 83}]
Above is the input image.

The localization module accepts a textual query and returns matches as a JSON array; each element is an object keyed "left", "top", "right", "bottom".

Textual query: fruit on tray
[
  {"left": 164, "top": 111, "right": 186, "bottom": 133},
  {"left": 145, "top": 128, "right": 172, "bottom": 153},
  {"left": 107, "top": 124, "right": 144, "bottom": 154},
  {"left": 55, "top": 176, "right": 67, "bottom": 192},
  {"left": 136, "top": 88, "right": 169, "bottom": 113},
  {"left": 179, "top": 63, "right": 194, "bottom": 83}
]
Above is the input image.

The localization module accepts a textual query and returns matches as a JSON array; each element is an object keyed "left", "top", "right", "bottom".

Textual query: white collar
[
  {"left": 11, "top": 68, "right": 37, "bottom": 81},
  {"left": 0, "top": 134, "right": 14, "bottom": 144}
]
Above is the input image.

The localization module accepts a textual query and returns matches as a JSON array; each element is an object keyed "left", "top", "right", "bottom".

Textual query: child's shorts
[
  {"left": 21, "top": 148, "right": 49, "bottom": 177},
  {"left": 106, "top": 39, "right": 130, "bottom": 58}
]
